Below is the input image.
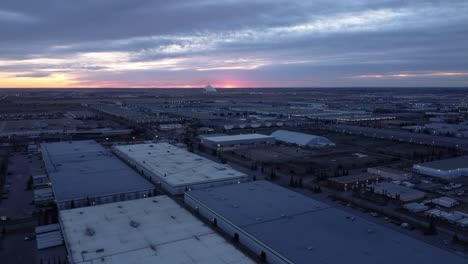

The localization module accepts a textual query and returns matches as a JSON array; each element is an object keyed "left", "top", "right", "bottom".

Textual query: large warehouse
[
  {"left": 185, "top": 181, "right": 465, "bottom": 264},
  {"left": 271, "top": 130, "right": 335, "bottom": 147},
  {"left": 60, "top": 196, "right": 254, "bottom": 264},
  {"left": 200, "top": 133, "right": 275, "bottom": 149},
  {"left": 41, "top": 140, "right": 155, "bottom": 210},
  {"left": 413, "top": 155, "right": 468, "bottom": 179},
  {"left": 369, "top": 182, "right": 426, "bottom": 202},
  {"left": 113, "top": 143, "right": 249, "bottom": 195}
]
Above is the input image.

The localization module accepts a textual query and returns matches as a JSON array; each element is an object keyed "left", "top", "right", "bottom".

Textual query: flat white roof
[
  {"left": 202, "top": 133, "right": 274, "bottom": 143},
  {"left": 60, "top": 196, "right": 254, "bottom": 264},
  {"left": 415, "top": 155, "right": 468, "bottom": 171},
  {"left": 114, "top": 143, "right": 248, "bottom": 187}
]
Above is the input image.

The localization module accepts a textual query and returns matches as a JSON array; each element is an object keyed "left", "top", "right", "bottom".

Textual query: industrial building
[
  {"left": 36, "top": 223, "right": 63, "bottom": 250},
  {"left": 403, "top": 202, "right": 429, "bottom": 213},
  {"left": 34, "top": 188, "right": 54, "bottom": 206},
  {"left": 59, "top": 196, "right": 254, "bottom": 264},
  {"left": 271, "top": 130, "right": 335, "bottom": 147},
  {"left": 41, "top": 140, "right": 155, "bottom": 210},
  {"left": 367, "top": 167, "right": 412, "bottom": 181},
  {"left": 32, "top": 174, "right": 50, "bottom": 189},
  {"left": 413, "top": 155, "right": 468, "bottom": 179},
  {"left": 431, "top": 196, "right": 459, "bottom": 208},
  {"left": 425, "top": 209, "right": 468, "bottom": 227},
  {"left": 113, "top": 143, "right": 249, "bottom": 195},
  {"left": 328, "top": 173, "right": 381, "bottom": 191},
  {"left": 185, "top": 181, "right": 465, "bottom": 264},
  {"left": 200, "top": 133, "right": 275, "bottom": 149},
  {"left": 369, "top": 182, "right": 426, "bottom": 202}
]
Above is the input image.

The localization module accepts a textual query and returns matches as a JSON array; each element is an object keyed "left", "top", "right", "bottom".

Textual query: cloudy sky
[{"left": 1, "top": 0, "right": 467, "bottom": 88}]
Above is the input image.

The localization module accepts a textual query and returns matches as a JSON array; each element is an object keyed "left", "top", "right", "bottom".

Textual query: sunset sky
[{"left": 1, "top": 0, "right": 468, "bottom": 88}]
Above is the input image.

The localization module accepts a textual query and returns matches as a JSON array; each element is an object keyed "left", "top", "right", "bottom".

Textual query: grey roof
[
  {"left": 202, "top": 134, "right": 274, "bottom": 143},
  {"left": 370, "top": 182, "right": 426, "bottom": 201},
  {"left": 329, "top": 173, "right": 379, "bottom": 184},
  {"left": 415, "top": 155, "right": 468, "bottom": 170},
  {"left": 186, "top": 181, "right": 466, "bottom": 264},
  {"left": 271, "top": 130, "right": 334, "bottom": 147},
  {"left": 41, "top": 140, "right": 153, "bottom": 202}
]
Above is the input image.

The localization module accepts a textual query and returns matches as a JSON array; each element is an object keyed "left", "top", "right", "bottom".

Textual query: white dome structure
[
  {"left": 271, "top": 130, "right": 335, "bottom": 147},
  {"left": 204, "top": 84, "right": 217, "bottom": 93}
]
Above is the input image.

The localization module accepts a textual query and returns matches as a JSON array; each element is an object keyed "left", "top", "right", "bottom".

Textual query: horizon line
[{"left": 1, "top": 86, "right": 468, "bottom": 90}]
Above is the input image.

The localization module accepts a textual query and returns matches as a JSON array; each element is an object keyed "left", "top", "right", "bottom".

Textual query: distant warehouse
[
  {"left": 328, "top": 173, "right": 381, "bottom": 191},
  {"left": 369, "top": 182, "right": 426, "bottom": 202},
  {"left": 200, "top": 133, "right": 275, "bottom": 149},
  {"left": 413, "top": 155, "right": 468, "bottom": 179},
  {"left": 271, "top": 130, "right": 335, "bottom": 147},
  {"left": 113, "top": 143, "right": 249, "bottom": 195},
  {"left": 367, "top": 167, "right": 412, "bottom": 181},
  {"left": 185, "top": 181, "right": 465, "bottom": 264},
  {"left": 41, "top": 140, "right": 155, "bottom": 210}
]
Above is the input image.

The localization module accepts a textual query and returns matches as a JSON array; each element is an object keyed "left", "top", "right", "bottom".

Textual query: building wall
[
  {"left": 328, "top": 178, "right": 379, "bottom": 191},
  {"left": 367, "top": 167, "right": 411, "bottom": 181},
  {"left": 56, "top": 189, "right": 155, "bottom": 210},
  {"left": 184, "top": 194, "right": 293, "bottom": 264},
  {"left": 201, "top": 137, "right": 275, "bottom": 149}
]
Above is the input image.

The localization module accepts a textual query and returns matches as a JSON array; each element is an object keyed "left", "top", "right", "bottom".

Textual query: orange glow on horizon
[
  {"left": 0, "top": 74, "right": 259, "bottom": 89},
  {"left": 0, "top": 73, "right": 75, "bottom": 88}
]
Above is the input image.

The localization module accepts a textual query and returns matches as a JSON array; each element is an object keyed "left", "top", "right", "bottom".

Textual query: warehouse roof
[
  {"left": 186, "top": 181, "right": 465, "bottom": 264},
  {"left": 202, "top": 133, "right": 274, "bottom": 143},
  {"left": 113, "top": 143, "right": 247, "bottom": 187},
  {"left": 415, "top": 155, "right": 468, "bottom": 170},
  {"left": 329, "top": 173, "right": 380, "bottom": 184},
  {"left": 370, "top": 182, "right": 426, "bottom": 199},
  {"left": 271, "top": 130, "right": 335, "bottom": 147},
  {"left": 41, "top": 140, "right": 153, "bottom": 202},
  {"left": 60, "top": 196, "right": 254, "bottom": 264}
]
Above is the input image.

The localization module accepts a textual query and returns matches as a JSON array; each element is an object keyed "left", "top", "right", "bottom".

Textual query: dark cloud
[
  {"left": 0, "top": 0, "right": 467, "bottom": 87},
  {"left": 15, "top": 72, "right": 51, "bottom": 78}
]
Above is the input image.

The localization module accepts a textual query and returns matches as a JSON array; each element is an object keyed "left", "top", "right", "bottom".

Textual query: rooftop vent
[
  {"left": 130, "top": 220, "right": 140, "bottom": 228},
  {"left": 85, "top": 227, "right": 96, "bottom": 236},
  {"left": 149, "top": 244, "right": 157, "bottom": 252}
]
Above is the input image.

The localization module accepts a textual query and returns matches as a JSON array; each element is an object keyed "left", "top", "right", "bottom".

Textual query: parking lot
[
  {"left": 0, "top": 153, "right": 66, "bottom": 264},
  {"left": 0, "top": 153, "right": 43, "bottom": 218}
]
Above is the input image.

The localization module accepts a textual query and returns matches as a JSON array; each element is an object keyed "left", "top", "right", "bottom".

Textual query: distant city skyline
[{"left": 1, "top": 1, "right": 468, "bottom": 88}]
